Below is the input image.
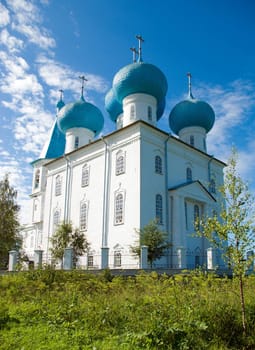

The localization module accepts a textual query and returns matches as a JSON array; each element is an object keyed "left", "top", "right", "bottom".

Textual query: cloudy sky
[{"left": 0, "top": 0, "right": 255, "bottom": 224}]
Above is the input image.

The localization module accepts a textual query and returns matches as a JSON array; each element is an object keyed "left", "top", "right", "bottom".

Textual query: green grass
[{"left": 0, "top": 269, "right": 255, "bottom": 349}]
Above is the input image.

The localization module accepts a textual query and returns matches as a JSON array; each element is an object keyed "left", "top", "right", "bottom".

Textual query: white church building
[{"left": 21, "top": 38, "right": 225, "bottom": 270}]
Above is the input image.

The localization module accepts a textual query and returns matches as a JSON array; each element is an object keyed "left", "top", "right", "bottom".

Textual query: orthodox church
[{"left": 21, "top": 37, "right": 225, "bottom": 270}]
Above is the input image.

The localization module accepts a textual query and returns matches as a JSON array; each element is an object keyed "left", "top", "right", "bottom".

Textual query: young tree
[
  {"left": 131, "top": 220, "right": 171, "bottom": 268},
  {"left": 0, "top": 174, "right": 20, "bottom": 269},
  {"left": 196, "top": 150, "right": 255, "bottom": 335},
  {"left": 50, "top": 222, "right": 89, "bottom": 267}
]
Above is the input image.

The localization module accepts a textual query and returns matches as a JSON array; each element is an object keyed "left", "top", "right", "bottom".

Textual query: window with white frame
[
  {"left": 186, "top": 167, "right": 192, "bottom": 182},
  {"left": 87, "top": 254, "right": 93, "bottom": 268},
  {"left": 116, "top": 151, "right": 125, "bottom": 175},
  {"left": 81, "top": 164, "right": 89, "bottom": 187},
  {"left": 80, "top": 201, "right": 88, "bottom": 231},
  {"left": 115, "top": 192, "right": 124, "bottom": 224},
  {"left": 156, "top": 194, "right": 163, "bottom": 224},
  {"left": 55, "top": 175, "right": 62, "bottom": 196},
  {"left": 155, "top": 155, "right": 162, "bottom": 174},
  {"left": 53, "top": 210, "right": 60, "bottom": 231},
  {"left": 34, "top": 169, "right": 40, "bottom": 189},
  {"left": 114, "top": 251, "right": 122, "bottom": 267},
  {"left": 130, "top": 104, "right": 135, "bottom": 119},
  {"left": 148, "top": 106, "right": 152, "bottom": 121}
]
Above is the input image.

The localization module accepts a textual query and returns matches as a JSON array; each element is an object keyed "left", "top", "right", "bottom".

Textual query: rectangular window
[
  {"left": 115, "top": 193, "right": 124, "bottom": 224},
  {"left": 55, "top": 175, "right": 62, "bottom": 196},
  {"left": 88, "top": 255, "right": 93, "bottom": 268},
  {"left": 80, "top": 202, "right": 88, "bottom": 231}
]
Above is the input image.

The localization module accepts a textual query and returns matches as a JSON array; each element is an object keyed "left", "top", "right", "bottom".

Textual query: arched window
[
  {"left": 114, "top": 251, "right": 122, "bottom": 267},
  {"left": 130, "top": 104, "right": 135, "bottom": 120},
  {"left": 190, "top": 135, "right": 194, "bottom": 146},
  {"left": 148, "top": 106, "right": 152, "bottom": 121},
  {"left": 155, "top": 155, "right": 162, "bottom": 174},
  {"left": 116, "top": 151, "right": 125, "bottom": 175},
  {"left": 55, "top": 175, "right": 62, "bottom": 196},
  {"left": 53, "top": 210, "right": 60, "bottom": 231},
  {"left": 34, "top": 169, "right": 40, "bottom": 189},
  {"left": 115, "top": 193, "right": 124, "bottom": 224},
  {"left": 209, "top": 179, "right": 216, "bottom": 193},
  {"left": 81, "top": 164, "right": 89, "bottom": 187},
  {"left": 80, "top": 202, "right": 88, "bottom": 231},
  {"left": 74, "top": 136, "right": 79, "bottom": 149},
  {"left": 156, "top": 194, "right": 163, "bottom": 224},
  {"left": 186, "top": 167, "right": 192, "bottom": 182},
  {"left": 194, "top": 205, "right": 200, "bottom": 222}
]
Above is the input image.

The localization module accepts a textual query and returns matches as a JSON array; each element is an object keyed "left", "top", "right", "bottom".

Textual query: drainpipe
[{"left": 164, "top": 133, "right": 171, "bottom": 268}]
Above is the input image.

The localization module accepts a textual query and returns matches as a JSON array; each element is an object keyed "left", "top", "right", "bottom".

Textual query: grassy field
[{"left": 0, "top": 269, "right": 255, "bottom": 349}]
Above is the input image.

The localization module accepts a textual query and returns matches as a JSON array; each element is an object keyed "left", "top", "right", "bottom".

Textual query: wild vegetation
[
  {"left": 0, "top": 174, "right": 20, "bottom": 269},
  {"left": 1, "top": 269, "right": 255, "bottom": 349}
]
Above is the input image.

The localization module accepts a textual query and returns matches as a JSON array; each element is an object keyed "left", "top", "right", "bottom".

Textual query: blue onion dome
[
  {"left": 157, "top": 98, "right": 166, "bottom": 120},
  {"left": 169, "top": 96, "right": 215, "bottom": 134},
  {"left": 57, "top": 97, "right": 104, "bottom": 136},
  {"left": 112, "top": 62, "right": 168, "bottom": 105},
  {"left": 105, "top": 88, "right": 123, "bottom": 122}
]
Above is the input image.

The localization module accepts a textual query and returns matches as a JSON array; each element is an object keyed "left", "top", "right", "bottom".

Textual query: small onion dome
[
  {"left": 169, "top": 96, "right": 215, "bottom": 135},
  {"left": 57, "top": 98, "right": 104, "bottom": 136},
  {"left": 105, "top": 88, "right": 123, "bottom": 122},
  {"left": 157, "top": 98, "right": 166, "bottom": 120},
  {"left": 112, "top": 62, "right": 168, "bottom": 105}
]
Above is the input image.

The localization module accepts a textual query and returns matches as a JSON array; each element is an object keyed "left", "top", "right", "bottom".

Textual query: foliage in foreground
[
  {"left": 196, "top": 150, "right": 255, "bottom": 335},
  {"left": 1, "top": 270, "right": 255, "bottom": 349},
  {"left": 0, "top": 174, "right": 20, "bottom": 269},
  {"left": 131, "top": 220, "right": 171, "bottom": 267}
]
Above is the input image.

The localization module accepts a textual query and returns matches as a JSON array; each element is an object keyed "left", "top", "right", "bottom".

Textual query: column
[
  {"left": 8, "top": 250, "right": 18, "bottom": 271},
  {"left": 172, "top": 195, "right": 186, "bottom": 268},
  {"left": 207, "top": 247, "right": 217, "bottom": 270},
  {"left": 63, "top": 247, "right": 73, "bottom": 270},
  {"left": 101, "top": 247, "right": 109, "bottom": 269},
  {"left": 140, "top": 245, "right": 148, "bottom": 269},
  {"left": 34, "top": 250, "right": 43, "bottom": 269},
  {"left": 176, "top": 246, "right": 186, "bottom": 269}
]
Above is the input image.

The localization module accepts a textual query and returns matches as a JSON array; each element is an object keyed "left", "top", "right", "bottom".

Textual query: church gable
[{"left": 169, "top": 180, "right": 216, "bottom": 203}]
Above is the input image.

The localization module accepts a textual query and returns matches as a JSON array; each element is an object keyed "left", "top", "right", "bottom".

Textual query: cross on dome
[
  {"left": 135, "top": 34, "right": 144, "bottom": 62},
  {"left": 130, "top": 47, "right": 138, "bottom": 63},
  {"left": 59, "top": 89, "right": 64, "bottom": 101},
  {"left": 79, "top": 75, "right": 88, "bottom": 100},
  {"left": 187, "top": 72, "right": 194, "bottom": 99}
]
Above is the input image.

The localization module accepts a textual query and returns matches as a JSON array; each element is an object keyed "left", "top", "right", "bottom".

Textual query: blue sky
[{"left": 0, "top": 0, "right": 255, "bottom": 223}]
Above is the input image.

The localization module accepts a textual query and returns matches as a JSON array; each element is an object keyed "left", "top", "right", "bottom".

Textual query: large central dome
[{"left": 112, "top": 62, "right": 168, "bottom": 105}]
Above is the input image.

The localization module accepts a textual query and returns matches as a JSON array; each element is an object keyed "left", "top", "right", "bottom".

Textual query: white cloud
[
  {"left": 5, "top": 0, "right": 55, "bottom": 51},
  {"left": 37, "top": 55, "right": 109, "bottom": 95},
  {"left": 0, "top": 28, "right": 24, "bottom": 53},
  {"left": 0, "top": 3, "right": 10, "bottom": 27}
]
